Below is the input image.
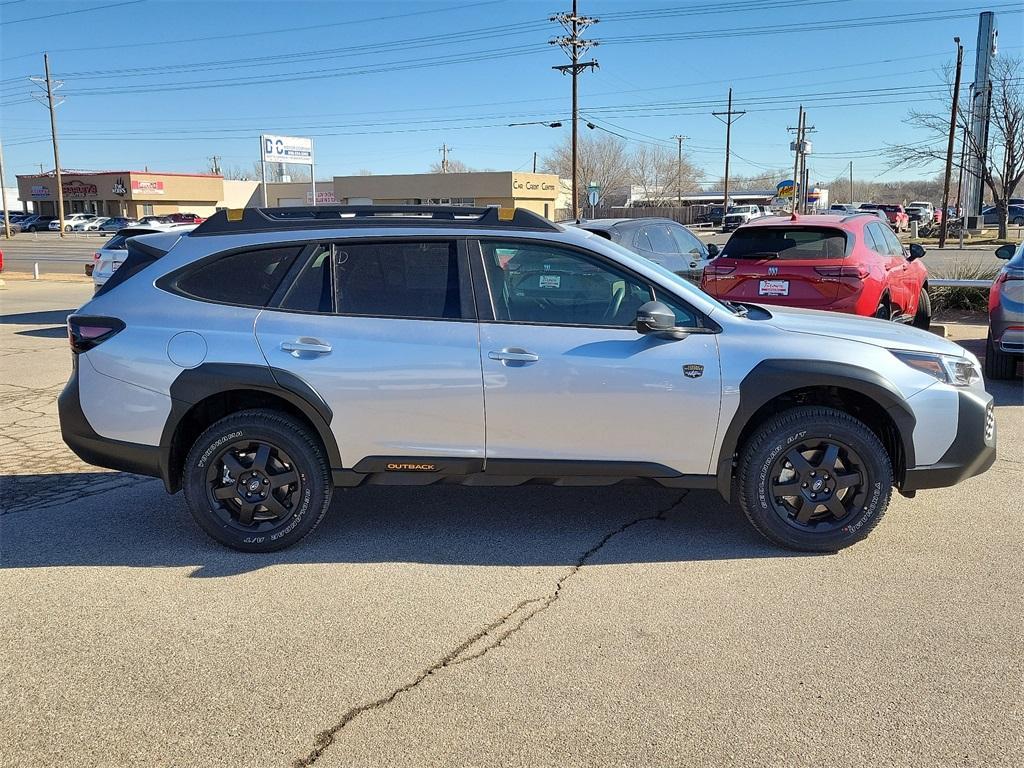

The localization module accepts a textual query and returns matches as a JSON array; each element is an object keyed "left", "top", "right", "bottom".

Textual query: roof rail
[{"left": 191, "top": 205, "right": 561, "bottom": 236}]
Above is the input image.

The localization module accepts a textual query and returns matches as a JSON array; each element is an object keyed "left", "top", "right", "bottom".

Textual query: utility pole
[
  {"left": 533, "top": 151, "right": 538, "bottom": 173},
  {"left": 29, "top": 54, "right": 66, "bottom": 237},
  {"left": 208, "top": 155, "right": 222, "bottom": 175},
  {"left": 789, "top": 107, "right": 804, "bottom": 214},
  {"left": 939, "top": 36, "right": 964, "bottom": 249},
  {"left": 712, "top": 88, "right": 744, "bottom": 217},
  {"left": 0, "top": 139, "right": 10, "bottom": 239},
  {"left": 438, "top": 143, "right": 451, "bottom": 173},
  {"left": 849, "top": 160, "right": 854, "bottom": 205},
  {"left": 551, "top": 0, "right": 599, "bottom": 220},
  {"left": 671, "top": 134, "right": 688, "bottom": 206}
]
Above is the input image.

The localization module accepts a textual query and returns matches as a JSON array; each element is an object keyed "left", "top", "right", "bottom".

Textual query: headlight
[{"left": 891, "top": 350, "right": 980, "bottom": 386}]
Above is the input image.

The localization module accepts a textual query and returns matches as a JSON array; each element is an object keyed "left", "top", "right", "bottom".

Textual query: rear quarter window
[{"left": 172, "top": 246, "right": 302, "bottom": 307}]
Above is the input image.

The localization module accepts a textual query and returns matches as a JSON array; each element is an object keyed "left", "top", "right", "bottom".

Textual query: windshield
[
  {"left": 721, "top": 226, "right": 848, "bottom": 260},
  {"left": 727, "top": 206, "right": 754, "bottom": 214}
]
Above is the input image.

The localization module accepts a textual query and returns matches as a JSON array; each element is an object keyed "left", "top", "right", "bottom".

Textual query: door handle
[
  {"left": 280, "top": 339, "right": 332, "bottom": 356},
  {"left": 488, "top": 349, "right": 539, "bottom": 364}
]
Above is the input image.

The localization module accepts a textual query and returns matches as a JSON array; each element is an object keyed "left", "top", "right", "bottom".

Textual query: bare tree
[
  {"left": 628, "top": 144, "right": 701, "bottom": 204},
  {"left": 541, "top": 133, "right": 631, "bottom": 209},
  {"left": 222, "top": 164, "right": 255, "bottom": 181},
  {"left": 889, "top": 56, "right": 1024, "bottom": 238},
  {"left": 428, "top": 158, "right": 475, "bottom": 173}
]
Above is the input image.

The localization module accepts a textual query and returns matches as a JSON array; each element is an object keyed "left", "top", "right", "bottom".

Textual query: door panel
[
  {"left": 255, "top": 238, "right": 485, "bottom": 467},
  {"left": 257, "top": 313, "right": 485, "bottom": 466},
  {"left": 479, "top": 324, "right": 721, "bottom": 475},
  {"left": 472, "top": 238, "right": 721, "bottom": 476}
]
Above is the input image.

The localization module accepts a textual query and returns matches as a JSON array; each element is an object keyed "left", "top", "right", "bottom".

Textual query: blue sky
[{"left": 1, "top": 0, "right": 1021, "bottom": 185}]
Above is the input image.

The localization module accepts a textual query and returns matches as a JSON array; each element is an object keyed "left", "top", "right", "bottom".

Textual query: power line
[
  {"left": 0, "top": 0, "right": 146, "bottom": 27},
  {"left": 0, "top": 0, "right": 506, "bottom": 61}
]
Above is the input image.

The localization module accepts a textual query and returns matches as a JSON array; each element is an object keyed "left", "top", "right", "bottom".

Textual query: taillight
[
  {"left": 814, "top": 265, "right": 870, "bottom": 279},
  {"left": 93, "top": 252, "right": 101, "bottom": 262},
  {"left": 989, "top": 272, "right": 1021, "bottom": 312},
  {"left": 705, "top": 264, "right": 736, "bottom": 276},
  {"left": 67, "top": 315, "right": 124, "bottom": 354}
]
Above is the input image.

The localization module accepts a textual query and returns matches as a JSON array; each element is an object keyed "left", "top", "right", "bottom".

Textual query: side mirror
[
  {"left": 635, "top": 300, "right": 701, "bottom": 340},
  {"left": 995, "top": 244, "right": 1015, "bottom": 260},
  {"left": 908, "top": 243, "right": 926, "bottom": 261},
  {"left": 707, "top": 243, "right": 720, "bottom": 258}
]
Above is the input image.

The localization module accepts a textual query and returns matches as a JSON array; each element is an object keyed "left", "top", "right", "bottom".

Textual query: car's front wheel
[
  {"left": 182, "top": 408, "right": 333, "bottom": 552},
  {"left": 737, "top": 406, "right": 893, "bottom": 552},
  {"left": 912, "top": 288, "right": 931, "bottom": 330}
]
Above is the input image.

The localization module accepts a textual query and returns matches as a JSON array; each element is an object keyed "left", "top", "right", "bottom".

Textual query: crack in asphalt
[{"left": 290, "top": 490, "right": 689, "bottom": 768}]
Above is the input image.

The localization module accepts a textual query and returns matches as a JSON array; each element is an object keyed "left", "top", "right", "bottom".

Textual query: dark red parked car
[
  {"left": 166, "top": 212, "right": 205, "bottom": 224},
  {"left": 701, "top": 213, "right": 931, "bottom": 326}
]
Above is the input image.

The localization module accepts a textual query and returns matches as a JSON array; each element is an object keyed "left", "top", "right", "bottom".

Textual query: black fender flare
[
  {"left": 160, "top": 362, "right": 341, "bottom": 492},
  {"left": 714, "top": 359, "right": 917, "bottom": 499}
]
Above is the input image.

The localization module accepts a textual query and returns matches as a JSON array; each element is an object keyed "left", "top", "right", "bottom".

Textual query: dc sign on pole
[{"left": 259, "top": 134, "right": 316, "bottom": 208}]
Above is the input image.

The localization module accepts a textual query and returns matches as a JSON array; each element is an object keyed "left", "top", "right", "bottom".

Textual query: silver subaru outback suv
[{"left": 59, "top": 205, "right": 996, "bottom": 553}]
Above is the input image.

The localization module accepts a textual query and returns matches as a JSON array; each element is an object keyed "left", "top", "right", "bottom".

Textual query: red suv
[{"left": 701, "top": 213, "right": 930, "bottom": 326}]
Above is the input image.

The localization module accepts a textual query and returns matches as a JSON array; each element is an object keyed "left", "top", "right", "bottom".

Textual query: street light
[{"left": 507, "top": 121, "right": 563, "bottom": 128}]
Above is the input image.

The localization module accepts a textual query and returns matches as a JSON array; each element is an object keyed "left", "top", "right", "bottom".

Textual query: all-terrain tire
[
  {"left": 182, "top": 408, "right": 333, "bottom": 552},
  {"left": 737, "top": 406, "right": 893, "bottom": 552},
  {"left": 985, "top": 330, "right": 1018, "bottom": 380}
]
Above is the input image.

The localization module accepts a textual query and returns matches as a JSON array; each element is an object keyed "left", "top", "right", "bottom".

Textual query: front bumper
[
  {"left": 902, "top": 389, "right": 996, "bottom": 491},
  {"left": 58, "top": 360, "right": 163, "bottom": 479}
]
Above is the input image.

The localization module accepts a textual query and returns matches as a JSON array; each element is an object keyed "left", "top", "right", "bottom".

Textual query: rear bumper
[
  {"left": 58, "top": 360, "right": 163, "bottom": 479},
  {"left": 902, "top": 389, "right": 996, "bottom": 491}
]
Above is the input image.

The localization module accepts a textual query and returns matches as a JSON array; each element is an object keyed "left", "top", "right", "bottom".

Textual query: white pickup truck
[{"left": 722, "top": 204, "right": 766, "bottom": 231}]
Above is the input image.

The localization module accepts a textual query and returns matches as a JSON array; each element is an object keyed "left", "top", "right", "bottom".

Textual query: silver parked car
[
  {"left": 987, "top": 242, "right": 1023, "bottom": 378},
  {"left": 572, "top": 217, "right": 717, "bottom": 283},
  {"left": 59, "top": 205, "right": 995, "bottom": 553}
]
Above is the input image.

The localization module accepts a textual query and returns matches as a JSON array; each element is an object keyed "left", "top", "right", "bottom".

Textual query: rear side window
[
  {"left": 101, "top": 234, "right": 127, "bottom": 250},
  {"left": 280, "top": 245, "right": 333, "bottom": 313},
  {"left": 722, "top": 227, "right": 847, "bottom": 260},
  {"left": 175, "top": 246, "right": 302, "bottom": 307},
  {"left": 333, "top": 241, "right": 462, "bottom": 319}
]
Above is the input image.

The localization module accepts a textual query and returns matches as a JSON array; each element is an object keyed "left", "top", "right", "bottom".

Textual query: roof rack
[{"left": 191, "top": 205, "right": 561, "bottom": 236}]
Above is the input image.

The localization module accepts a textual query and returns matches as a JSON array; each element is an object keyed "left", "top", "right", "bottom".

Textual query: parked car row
[{"left": 3, "top": 211, "right": 207, "bottom": 234}]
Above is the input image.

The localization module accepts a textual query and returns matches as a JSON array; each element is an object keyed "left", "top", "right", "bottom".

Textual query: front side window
[
  {"left": 333, "top": 241, "right": 463, "bottom": 319},
  {"left": 877, "top": 224, "right": 905, "bottom": 257},
  {"left": 480, "top": 240, "right": 654, "bottom": 327},
  {"left": 668, "top": 224, "right": 704, "bottom": 256},
  {"left": 175, "top": 246, "right": 302, "bottom": 307}
]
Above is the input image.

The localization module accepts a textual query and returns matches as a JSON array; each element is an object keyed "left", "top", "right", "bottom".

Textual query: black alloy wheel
[
  {"left": 206, "top": 439, "right": 302, "bottom": 533},
  {"left": 767, "top": 437, "right": 865, "bottom": 532}
]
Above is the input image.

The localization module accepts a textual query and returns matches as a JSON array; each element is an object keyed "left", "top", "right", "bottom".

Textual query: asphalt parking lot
[{"left": 1, "top": 278, "right": 1022, "bottom": 768}]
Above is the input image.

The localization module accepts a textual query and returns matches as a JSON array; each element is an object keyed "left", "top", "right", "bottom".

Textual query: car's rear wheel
[
  {"left": 183, "top": 408, "right": 332, "bottom": 552},
  {"left": 985, "top": 330, "right": 1018, "bottom": 380},
  {"left": 912, "top": 288, "right": 931, "bottom": 330},
  {"left": 737, "top": 406, "right": 893, "bottom": 552}
]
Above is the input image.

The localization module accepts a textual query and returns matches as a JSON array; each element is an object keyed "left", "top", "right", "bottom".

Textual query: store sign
[
  {"left": 306, "top": 190, "right": 336, "bottom": 204},
  {"left": 112, "top": 177, "right": 127, "bottom": 196},
  {"left": 131, "top": 179, "right": 165, "bottom": 195},
  {"left": 31, "top": 184, "right": 50, "bottom": 198},
  {"left": 261, "top": 134, "right": 314, "bottom": 166},
  {"left": 63, "top": 179, "right": 98, "bottom": 198}
]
